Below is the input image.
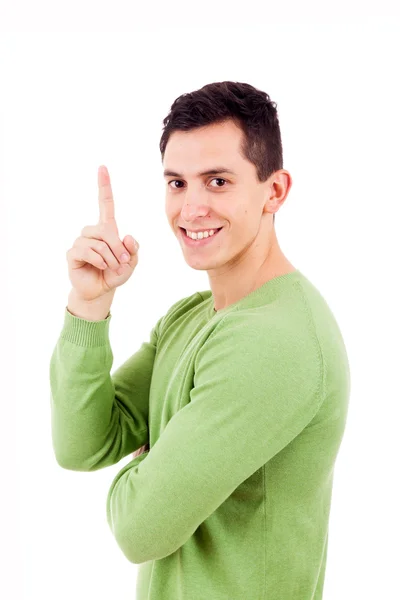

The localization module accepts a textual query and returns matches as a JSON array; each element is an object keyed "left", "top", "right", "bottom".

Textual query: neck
[{"left": 208, "top": 226, "right": 296, "bottom": 312}]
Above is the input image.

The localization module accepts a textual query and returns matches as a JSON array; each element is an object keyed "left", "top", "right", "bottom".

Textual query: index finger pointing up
[{"left": 98, "top": 165, "right": 116, "bottom": 225}]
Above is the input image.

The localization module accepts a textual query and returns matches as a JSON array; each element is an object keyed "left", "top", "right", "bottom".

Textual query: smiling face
[{"left": 163, "top": 119, "right": 279, "bottom": 272}]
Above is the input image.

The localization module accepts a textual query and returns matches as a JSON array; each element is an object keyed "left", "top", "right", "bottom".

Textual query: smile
[{"left": 180, "top": 227, "right": 223, "bottom": 247}]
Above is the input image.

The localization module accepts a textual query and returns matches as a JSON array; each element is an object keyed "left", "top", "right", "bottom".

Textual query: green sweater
[{"left": 49, "top": 269, "right": 350, "bottom": 600}]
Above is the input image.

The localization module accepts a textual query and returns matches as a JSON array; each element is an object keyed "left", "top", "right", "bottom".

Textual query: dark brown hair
[{"left": 159, "top": 81, "right": 284, "bottom": 223}]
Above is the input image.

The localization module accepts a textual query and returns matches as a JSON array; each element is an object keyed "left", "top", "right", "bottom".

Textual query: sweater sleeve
[
  {"left": 49, "top": 307, "right": 162, "bottom": 471},
  {"left": 105, "top": 313, "right": 325, "bottom": 564}
]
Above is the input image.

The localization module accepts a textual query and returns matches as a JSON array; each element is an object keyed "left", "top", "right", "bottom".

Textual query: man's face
[{"left": 163, "top": 119, "right": 272, "bottom": 272}]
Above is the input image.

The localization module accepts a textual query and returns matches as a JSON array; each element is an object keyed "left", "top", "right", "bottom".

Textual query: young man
[{"left": 50, "top": 81, "right": 351, "bottom": 600}]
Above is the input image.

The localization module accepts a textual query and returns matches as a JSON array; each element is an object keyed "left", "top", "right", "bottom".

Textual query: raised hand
[{"left": 66, "top": 165, "right": 140, "bottom": 302}]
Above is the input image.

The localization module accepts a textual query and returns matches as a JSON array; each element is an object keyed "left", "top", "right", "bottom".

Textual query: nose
[{"left": 181, "top": 201, "right": 210, "bottom": 223}]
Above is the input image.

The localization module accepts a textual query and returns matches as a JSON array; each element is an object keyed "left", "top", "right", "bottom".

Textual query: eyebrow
[{"left": 163, "top": 167, "right": 236, "bottom": 178}]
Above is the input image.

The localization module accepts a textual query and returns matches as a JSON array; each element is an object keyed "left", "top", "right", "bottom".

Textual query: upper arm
[{"left": 50, "top": 309, "right": 163, "bottom": 472}]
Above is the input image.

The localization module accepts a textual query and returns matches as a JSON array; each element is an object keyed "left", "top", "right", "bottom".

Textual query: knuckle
[{"left": 95, "top": 240, "right": 108, "bottom": 253}]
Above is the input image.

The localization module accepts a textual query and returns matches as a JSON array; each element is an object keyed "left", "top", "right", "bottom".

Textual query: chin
[
  {"left": 183, "top": 255, "right": 222, "bottom": 271},
  {"left": 183, "top": 258, "right": 210, "bottom": 271}
]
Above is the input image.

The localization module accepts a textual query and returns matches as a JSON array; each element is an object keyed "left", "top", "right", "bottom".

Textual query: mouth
[{"left": 179, "top": 227, "right": 223, "bottom": 246}]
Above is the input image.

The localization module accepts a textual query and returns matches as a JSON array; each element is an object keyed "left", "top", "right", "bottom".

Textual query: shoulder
[
  {"left": 197, "top": 307, "right": 323, "bottom": 391},
  {"left": 193, "top": 308, "right": 324, "bottom": 415},
  {"left": 159, "top": 291, "right": 207, "bottom": 331},
  {"left": 212, "top": 303, "right": 320, "bottom": 350}
]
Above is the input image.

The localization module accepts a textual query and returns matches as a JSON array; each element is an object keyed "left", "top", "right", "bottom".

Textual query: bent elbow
[
  {"left": 53, "top": 449, "right": 100, "bottom": 472},
  {"left": 113, "top": 518, "right": 182, "bottom": 564}
]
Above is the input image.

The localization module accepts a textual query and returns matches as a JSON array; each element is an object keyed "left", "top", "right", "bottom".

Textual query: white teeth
[{"left": 186, "top": 228, "right": 219, "bottom": 240}]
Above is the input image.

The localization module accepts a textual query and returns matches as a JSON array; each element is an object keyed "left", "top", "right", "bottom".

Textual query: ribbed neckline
[{"left": 206, "top": 269, "right": 304, "bottom": 318}]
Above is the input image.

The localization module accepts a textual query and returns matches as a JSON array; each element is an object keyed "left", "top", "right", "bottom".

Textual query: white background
[{"left": 1, "top": 3, "right": 399, "bottom": 599}]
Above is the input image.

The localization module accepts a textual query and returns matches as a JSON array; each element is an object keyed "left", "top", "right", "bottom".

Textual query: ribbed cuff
[{"left": 60, "top": 306, "right": 112, "bottom": 347}]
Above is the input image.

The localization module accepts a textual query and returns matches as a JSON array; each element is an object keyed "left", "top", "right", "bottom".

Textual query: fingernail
[
  {"left": 134, "top": 240, "right": 139, "bottom": 250},
  {"left": 120, "top": 253, "right": 129, "bottom": 262}
]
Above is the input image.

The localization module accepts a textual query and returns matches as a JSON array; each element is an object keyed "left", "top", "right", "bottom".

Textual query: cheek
[
  {"left": 164, "top": 202, "right": 175, "bottom": 220},
  {"left": 165, "top": 206, "right": 181, "bottom": 231}
]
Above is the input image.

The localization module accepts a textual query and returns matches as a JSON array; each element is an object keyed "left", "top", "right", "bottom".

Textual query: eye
[
  {"left": 167, "top": 177, "right": 228, "bottom": 190},
  {"left": 167, "top": 180, "right": 184, "bottom": 189},
  {"left": 210, "top": 177, "right": 227, "bottom": 187}
]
